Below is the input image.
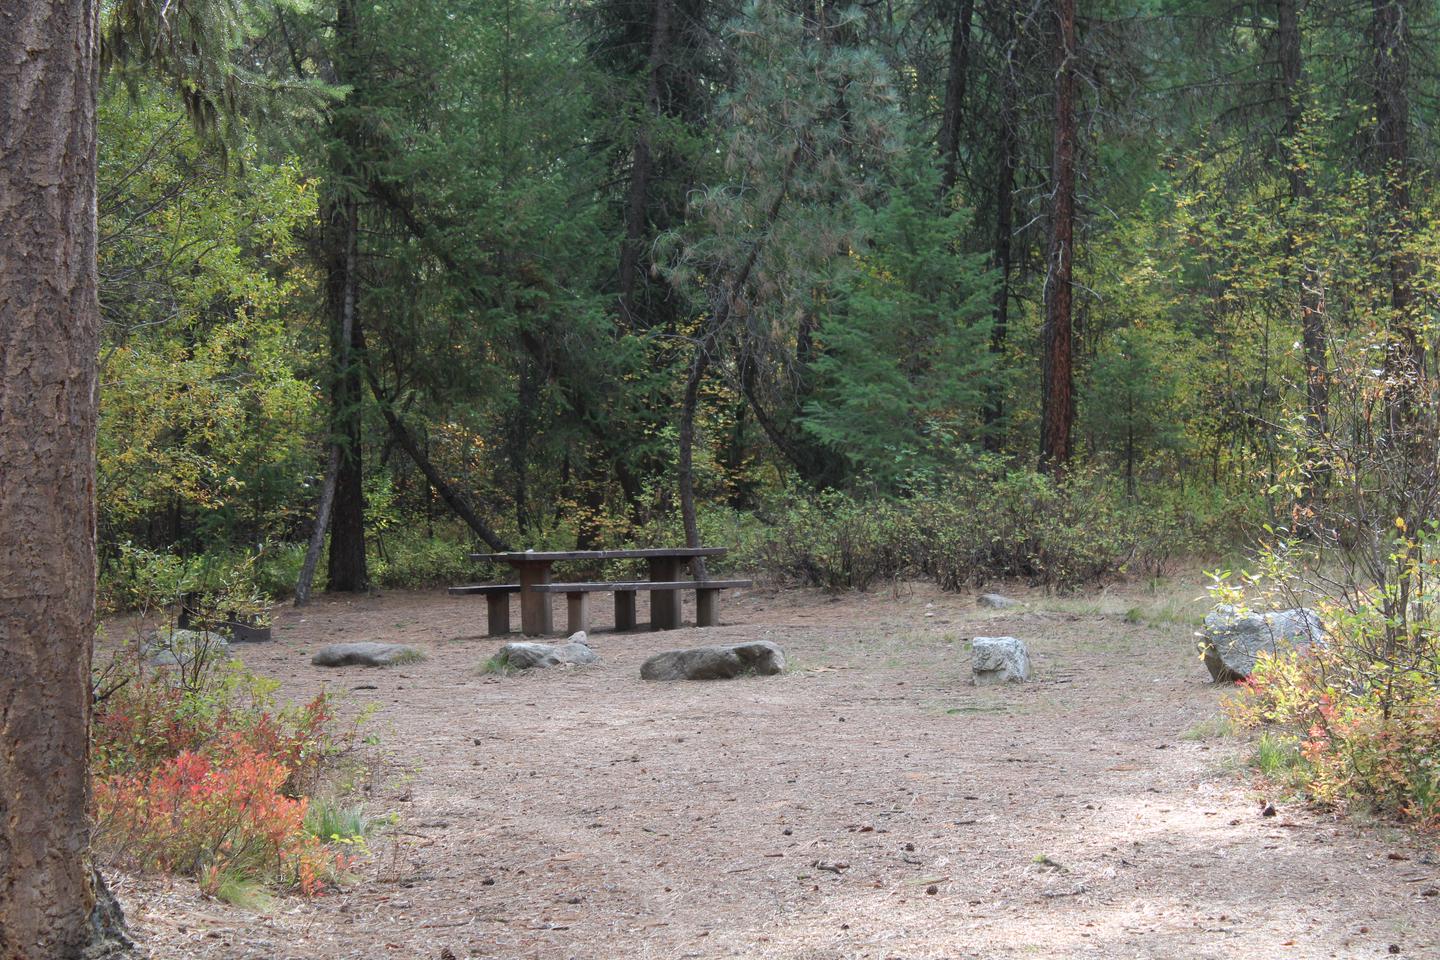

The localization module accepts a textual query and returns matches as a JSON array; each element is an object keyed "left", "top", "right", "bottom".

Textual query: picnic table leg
[
  {"left": 486, "top": 593, "right": 511, "bottom": 636},
  {"left": 614, "top": 590, "right": 637, "bottom": 631},
  {"left": 566, "top": 591, "right": 590, "bottom": 634},
  {"left": 518, "top": 561, "right": 553, "bottom": 635},
  {"left": 696, "top": 588, "right": 720, "bottom": 627},
  {"left": 648, "top": 557, "right": 683, "bottom": 630}
]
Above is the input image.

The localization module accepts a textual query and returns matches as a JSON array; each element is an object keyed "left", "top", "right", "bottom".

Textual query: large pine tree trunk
[
  {"left": 323, "top": 0, "right": 369, "bottom": 593},
  {"left": 1040, "top": 0, "right": 1077, "bottom": 476},
  {"left": 0, "top": 2, "right": 132, "bottom": 956}
]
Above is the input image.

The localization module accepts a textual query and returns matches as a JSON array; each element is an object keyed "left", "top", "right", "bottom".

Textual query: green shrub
[
  {"left": 744, "top": 468, "right": 1234, "bottom": 592},
  {"left": 100, "top": 541, "right": 281, "bottom": 617},
  {"left": 755, "top": 490, "right": 912, "bottom": 591},
  {"left": 369, "top": 528, "right": 476, "bottom": 589}
]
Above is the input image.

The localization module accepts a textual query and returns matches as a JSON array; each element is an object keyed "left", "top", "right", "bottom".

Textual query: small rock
[
  {"left": 926, "top": 885, "right": 939, "bottom": 896},
  {"left": 1199, "top": 605, "right": 1324, "bottom": 682},
  {"left": 640, "top": 641, "right": 785, "bottom": 681},
  {"left": 311, "top": 642, "right": 424, "bottom": 667},
  {"left": 971, "top": 636, "right": 1031, "bottom": 685},
  {"left": 490, "top": 632, "right": 599, "bottom": 670},
  {"left": 978, "top": 593, "right": 1019, "bottom": 609}
]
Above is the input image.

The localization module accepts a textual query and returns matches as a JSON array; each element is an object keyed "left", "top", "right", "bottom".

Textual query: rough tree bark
[
  {"left": 937, "top": 0, "right": 975, "bottom": 200},
  {"left": 0, "top": 1, "right": 135, "bottom": 956},
  {"left": 1040, "top": 0, "right": 1077, "bottom": 476}
]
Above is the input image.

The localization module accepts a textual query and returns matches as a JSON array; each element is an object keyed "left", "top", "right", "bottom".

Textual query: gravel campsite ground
[{"left": 108, "top": 580, "right": 1440, "bottom": 960}]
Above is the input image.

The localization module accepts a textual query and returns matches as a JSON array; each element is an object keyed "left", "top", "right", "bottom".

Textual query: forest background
[{"left": 94, "top": 0, "right": 1439, "bottom": 610}]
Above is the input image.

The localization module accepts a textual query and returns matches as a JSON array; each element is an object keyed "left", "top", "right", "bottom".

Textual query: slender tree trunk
[
  {"left": 295, "top": 445, "right": 341, "bottom": 605},
  {"left": 983, "top": 0, "right": 1018, "bottom": 450},
  {"left": 0, "top": 1, "right": 134, "bottom": 956},
  {"left": 296, "top": 194, "right": 358, "bottom": 605},
  {"left": 1276, "top": 0, "right": 1329, "bottom": 496},
  {"left": 1040, "top": 0, "right": 1077, "bottom": 476},
  {"left": 618, "top": 0, "right": 673, "bottom": 328},
  {"left": 1372, "top": 0, "right": 1419, "bottom": 436},
  {"left": 676, "top": 151, "right": 799, "bottom": 568},
  {"left": 937, "top": 0, "right": 975, "bottom": 200},
  {"left": 678, "top": 334, "right": 716, "bottom": 580}
]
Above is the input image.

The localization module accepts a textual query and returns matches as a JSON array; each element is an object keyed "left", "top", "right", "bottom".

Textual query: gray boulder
[
  {"left": 978, "top": 593, "right": 1020, "bottom": 610},
  {"left": 1200, "top": 605, "right": 1324, "bottom": 682},
  {"left": 640, "top": 640, "right": 786, "bottom": 681},
  {"left": 311, "top": 642, "right": 424, "bottom": 667},
  {"left": 971, "top": 636, "right": 1031, "bottom": 685},
  {"left": 144, "top": 628, "right": 229, "bottom": 667},
  {"left": 490, "top": 632, "right": 599, "bottom": 671}
]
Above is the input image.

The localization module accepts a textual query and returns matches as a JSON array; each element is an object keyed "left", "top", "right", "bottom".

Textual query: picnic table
[{"left": 465, "top": 547, "right": 738, "bottom": 636}]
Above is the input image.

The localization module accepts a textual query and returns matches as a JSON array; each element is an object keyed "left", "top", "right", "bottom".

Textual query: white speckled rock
[{"left": 971, "top": 636, "right": 1031, "bottom": 685}]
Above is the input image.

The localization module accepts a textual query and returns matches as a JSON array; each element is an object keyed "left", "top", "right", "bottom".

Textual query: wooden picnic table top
[{"left": 468, "top": 547, "right": 727, "bottom": 563}]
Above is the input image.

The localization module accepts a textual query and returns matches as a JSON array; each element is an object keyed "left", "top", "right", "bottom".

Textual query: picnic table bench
[
  {"left": 450, "top": 547, "right": 750, "bottom": 636},
  {"left": 529, "top": 579, "right": 753, "bottom": 633}
]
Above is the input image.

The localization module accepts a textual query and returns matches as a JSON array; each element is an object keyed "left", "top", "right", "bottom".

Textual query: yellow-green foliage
[{"left": 97, "top": 82, "right": 318, "bottom": 537}]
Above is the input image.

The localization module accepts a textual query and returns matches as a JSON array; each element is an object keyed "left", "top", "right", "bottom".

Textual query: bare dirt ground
[{"left": 111, "top": 580, "right": 1440, "bottom": 960}]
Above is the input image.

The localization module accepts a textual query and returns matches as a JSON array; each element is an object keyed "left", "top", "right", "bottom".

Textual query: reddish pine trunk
[
  {"left": 1040, "top": 0, "right": 1077, "bottom": 476},
  {"left": 0, "top": 1, "right": 129, "bottom": 956}
]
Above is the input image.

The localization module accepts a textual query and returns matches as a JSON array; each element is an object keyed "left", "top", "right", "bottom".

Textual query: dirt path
[{"left": 115, "top": 582, "right": 1440, "bottom": 959}]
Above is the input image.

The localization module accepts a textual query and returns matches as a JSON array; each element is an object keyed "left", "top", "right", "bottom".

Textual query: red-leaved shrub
[
  {"left": 92, "top": 655, "right": 349, "bottom": 898},
  {"left": 93, "top": 735, "right": 340, "bottom": 895}
]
